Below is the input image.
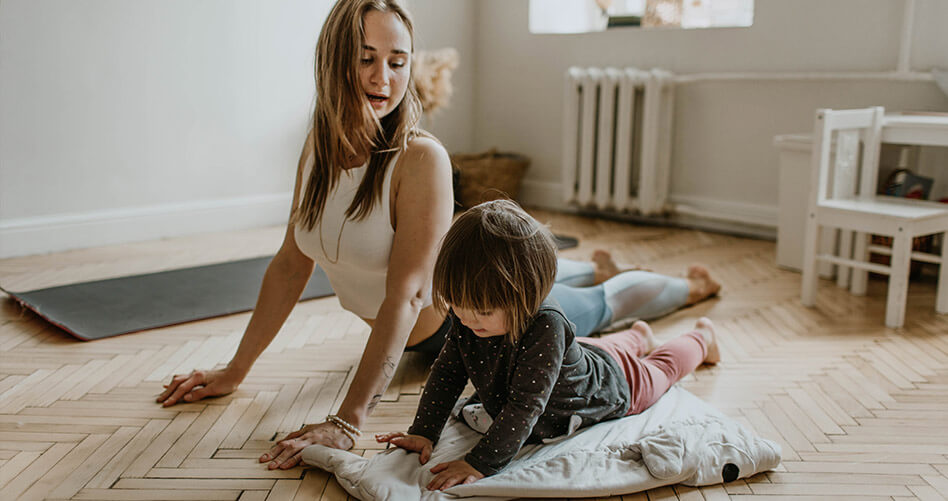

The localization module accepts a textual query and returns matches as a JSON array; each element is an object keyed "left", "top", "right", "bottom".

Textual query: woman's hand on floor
[
  {"left": 427, "top": 460, "right": 483, "bottom": 491},
  {"left": 260, "top": 422, "right": 353, "bottom": 469},
  {"left": 156, "top": 368, "right": 241, "bottom": 407},
  {"left": 375, "top": 432, "right": 433, "bottom": 464}
]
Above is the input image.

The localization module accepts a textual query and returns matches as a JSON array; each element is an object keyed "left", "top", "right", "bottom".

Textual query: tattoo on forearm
[
  {"left": 368, "top": 357, "right": 397, "bottom": 412},
  {"left": 368, "top": 393, "right": 383, "bottom": 411},
  {"left": 382, "top": 356, "right": 397, "bottom": 378}
]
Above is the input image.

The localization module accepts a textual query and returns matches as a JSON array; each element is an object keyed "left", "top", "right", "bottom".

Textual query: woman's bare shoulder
[
  {"left": 394, "top": 134, "right": 451, "bottom": 184},
  {"left": 403, "top": 134, "right": 449, "bottom": 166}
]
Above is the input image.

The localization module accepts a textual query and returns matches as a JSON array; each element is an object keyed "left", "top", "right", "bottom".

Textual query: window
[{"left": 529, "top": 0, "right": 754, "bottom": 34}]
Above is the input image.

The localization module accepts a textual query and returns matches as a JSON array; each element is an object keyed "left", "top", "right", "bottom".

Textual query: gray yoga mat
[
  {"left": 0, "top": 234, "right": 578, "bottom": 342},
  {"left": 1, "top": 257, "right": 334, "bottom": 341}
]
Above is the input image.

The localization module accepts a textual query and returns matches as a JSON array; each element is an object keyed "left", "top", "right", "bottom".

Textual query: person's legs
[
  {"left": 579, "top": 318, "right": 717, "bottom": 415},
  {"left": 555, "top": 258, "right": 597, "bottom": 287},
  {"left": 602, "top": 270, "right": 691, "bottom": 322},
  {"left": 549, "top": 283, "right": 612, "bottom": 337},
  {"left": 551, "top": 269, "right": 696, "bottom": 336}
]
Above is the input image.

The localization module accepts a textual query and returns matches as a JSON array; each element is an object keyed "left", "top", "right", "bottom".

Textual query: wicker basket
[{"left": 451, "top": 149, "right": 530, "bottom": 208}]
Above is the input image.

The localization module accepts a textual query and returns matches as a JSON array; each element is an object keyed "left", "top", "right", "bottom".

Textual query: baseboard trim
[
  {"left": 0, "top": 193, "right": 292, "bottom": 258},
  {"left": 518, "top": 179, "right": 777, "bottom": 239},
  {"left": 668, "top": 194, "right": 778, "bottom": 229},
  {"left": 518, "top": 179, "right": 568, "bottom": 210}
]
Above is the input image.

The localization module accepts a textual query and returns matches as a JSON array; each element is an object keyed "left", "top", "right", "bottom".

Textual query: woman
[
  {"left": 159, "top": 0, "right": 453, "bottom": 469},
  {"left": 156, "top": 0, "right": 720, "bottom": 470}
]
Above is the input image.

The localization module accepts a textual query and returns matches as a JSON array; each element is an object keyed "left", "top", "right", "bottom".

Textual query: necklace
[
  {"left": 318, "top": 216, "right": 347, "bottom": 265},
  {"left": 318, "top": 168, "right": 358, "bottom": 265}
]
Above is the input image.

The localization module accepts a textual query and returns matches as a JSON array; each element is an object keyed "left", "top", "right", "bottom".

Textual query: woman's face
[{"left": 359, "top": 10, "right": 411, "bottom": 119}]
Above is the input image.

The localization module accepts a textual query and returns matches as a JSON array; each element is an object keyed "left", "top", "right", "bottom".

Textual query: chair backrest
[{"left": 807, "top": 107, "right": 884, "bottom": 210}]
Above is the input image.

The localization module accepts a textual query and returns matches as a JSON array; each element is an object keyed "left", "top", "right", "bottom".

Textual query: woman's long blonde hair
[
  {"left": 433, "top": 200, "right": 559, "bottom": 343},
  {"left": 292, "top": 0, "right": 423, "bottom": 230}
]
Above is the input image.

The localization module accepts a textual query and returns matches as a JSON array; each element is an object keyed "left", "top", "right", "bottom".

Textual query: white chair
[{"left": 800, "top": 107, "right": 948, "bottom": 328}]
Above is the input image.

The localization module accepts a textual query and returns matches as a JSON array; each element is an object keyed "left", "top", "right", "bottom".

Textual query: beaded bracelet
[{"left": 326, "top": 414, "right": 361, "bottom": 446}]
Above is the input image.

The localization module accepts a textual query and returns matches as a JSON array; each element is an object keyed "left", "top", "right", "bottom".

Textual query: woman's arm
[
  {"left": 338, "top": 136, "right": 454, "bottom": 421},
  {"left": 157, "top": 228, "right": 314, "bottom": 406},
  {"left": 158, "top": 134, "right": 316, "bottom": 407},
  {"left": 263, "top": 136, "right": 454, "bottom": 468}
]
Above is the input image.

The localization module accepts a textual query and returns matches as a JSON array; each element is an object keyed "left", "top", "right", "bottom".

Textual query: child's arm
[
  {"left": 463, "top": 315, "right": 567, "bottom": 476},
  {"left": 404, "top": 328, "right": 469, "bottom": 446}
]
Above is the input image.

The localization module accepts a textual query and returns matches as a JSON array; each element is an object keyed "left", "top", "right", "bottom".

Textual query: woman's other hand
[
  {"left": 259, "top": 422, "right": 354, "bottom": 469},
  {"left": 157, "top": 368, "right": 241, "bottom": 407}
]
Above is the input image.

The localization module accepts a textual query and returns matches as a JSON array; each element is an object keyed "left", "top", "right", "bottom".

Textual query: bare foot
[
  {"left": 592, "top": 250, "right": 651, "bottom": 284},
  {"left": 592, "top": 250, "right": 621, "bottom": 284},
  {"left": 685, "top": 265, "right": 721, "bottom": 305},
  {"left": 629, "top": 320, "right": 658, "bottom": 355},
  {"left": 694, "top": 317, "right": 720, "bottom": 364}
]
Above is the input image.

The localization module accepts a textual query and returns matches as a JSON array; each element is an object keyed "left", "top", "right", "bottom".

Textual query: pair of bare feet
[
  {"left": 628, "top": 317, "right": 720, "bottom": 365},
  {"left": 590, "top": 250, "right": 721, "bottom": 306}
]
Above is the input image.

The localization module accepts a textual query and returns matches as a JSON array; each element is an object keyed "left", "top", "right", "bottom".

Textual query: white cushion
[{"left": 301, "top": 386, "right": 781, "bottom": 500}]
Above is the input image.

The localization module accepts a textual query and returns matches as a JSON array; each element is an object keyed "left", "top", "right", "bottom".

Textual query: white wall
[
  {"left": 406, "top": 0, "right": 477, "bottom": 153},
  {"left": 0, "top": 0, "right": 476, "bottom": 258},
  {"left": 473, "top": 0, "right": 948, "bottom": 231}
]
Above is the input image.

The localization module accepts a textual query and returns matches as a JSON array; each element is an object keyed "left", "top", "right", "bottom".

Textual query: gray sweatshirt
[{"left": 407, "top": 301, "right": 631, "bottom": 476}]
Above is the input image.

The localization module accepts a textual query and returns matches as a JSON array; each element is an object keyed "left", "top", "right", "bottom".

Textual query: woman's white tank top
[{"left": 294, "top": 153, "right": 401, "bottom": 319}]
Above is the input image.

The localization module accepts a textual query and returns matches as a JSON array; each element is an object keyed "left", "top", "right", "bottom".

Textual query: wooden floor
[{"left": 1, "top": 209, "right": 947, "bottom": 501}]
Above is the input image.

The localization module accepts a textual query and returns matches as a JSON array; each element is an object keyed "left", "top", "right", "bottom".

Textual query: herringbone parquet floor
[{"left": 1, "top": 209, "right": 947, "bottom": 500}]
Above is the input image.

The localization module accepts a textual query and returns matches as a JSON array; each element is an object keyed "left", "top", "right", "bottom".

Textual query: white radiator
[{"left": 561, "top": 67, "right": 675, "bottom": 216}]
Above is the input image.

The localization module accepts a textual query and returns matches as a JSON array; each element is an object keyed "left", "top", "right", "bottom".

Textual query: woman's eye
[
  {"left": 361, "top": 58, "right": 372, "bottom": 64},
  {"left": 391, "top": 61, "right": 405, "bottom": 68}
]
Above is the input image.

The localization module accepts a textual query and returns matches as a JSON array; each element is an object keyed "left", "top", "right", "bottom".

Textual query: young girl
[{"left": 376, "top": 200, "right": 720, "bottom": 491}]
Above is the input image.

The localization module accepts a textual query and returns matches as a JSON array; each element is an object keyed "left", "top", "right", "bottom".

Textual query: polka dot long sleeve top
[{"left": 407, "top": 301, "right": 631, "bottom": 476}]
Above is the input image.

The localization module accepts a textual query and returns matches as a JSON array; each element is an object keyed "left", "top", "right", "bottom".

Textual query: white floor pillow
[{"left": 301, "top": 386, "right": 781, "bottom": 500}]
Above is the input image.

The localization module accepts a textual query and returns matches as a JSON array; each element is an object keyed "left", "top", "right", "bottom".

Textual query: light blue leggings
[{"left": 550, "top": 258, "right": 690, "bottom": 337}]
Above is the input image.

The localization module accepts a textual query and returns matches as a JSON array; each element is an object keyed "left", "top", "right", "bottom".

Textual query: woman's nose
[{"left": 371, "top": 63, "right": 389, "bottom": 86}]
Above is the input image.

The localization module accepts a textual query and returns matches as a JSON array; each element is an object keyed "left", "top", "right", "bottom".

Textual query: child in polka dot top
[{"left": 375, "top": 200, "right": 720, "bottom": 491}]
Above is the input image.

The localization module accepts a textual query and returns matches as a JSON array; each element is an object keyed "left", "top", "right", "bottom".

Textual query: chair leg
[
  {"left": 885, "top": 232, "right": 912, "bottom": 328},
  {"left": 851, "top": 231, "right": 869, "bottom": 296},
  {"left": 938, "top": 232, "right": 948, "bottom": 314},
  {"left": 818, "top": 227, "right": 836, "bottom": 278},
  {"left": 801, "top": 213, "right": 821, "bottom": 307},
  {"left": 837, "top": 229, "right": 853, "bottom": 289}
]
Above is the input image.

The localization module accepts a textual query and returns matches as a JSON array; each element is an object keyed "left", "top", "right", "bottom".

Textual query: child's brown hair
[{"left": 432, "top": 200, "right": 557, "bottom": 342}]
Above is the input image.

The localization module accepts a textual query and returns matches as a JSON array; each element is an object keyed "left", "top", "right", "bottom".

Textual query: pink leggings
[{"left": 577, "top": 329, "right": 707, "bottom": 415}]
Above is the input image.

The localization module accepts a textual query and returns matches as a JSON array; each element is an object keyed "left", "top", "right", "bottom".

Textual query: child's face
[{"left": 451, "top": 306, "right": 508, "bottom": 338}]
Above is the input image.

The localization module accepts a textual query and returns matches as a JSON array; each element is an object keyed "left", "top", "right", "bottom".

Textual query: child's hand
[
  {"left": 374, "top": 432, "right": 433, "bottom": 464},
  {"left": 427, "top": 460, "right": 484, "bottom": 491}
]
